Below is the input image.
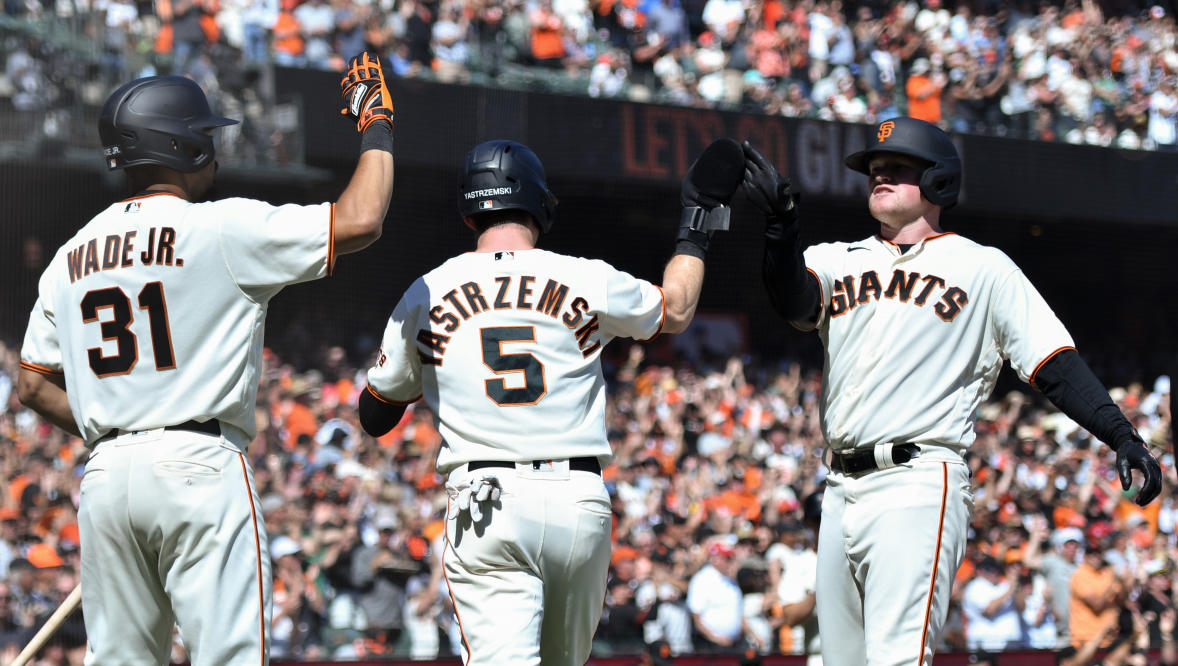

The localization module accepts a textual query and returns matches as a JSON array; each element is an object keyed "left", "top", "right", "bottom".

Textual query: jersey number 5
[
  {"left": 81, "top": 282, "right": 175, "bottom": 377},
  {"left": 481, "top": 326, "right": 546, "bottom": 406}
]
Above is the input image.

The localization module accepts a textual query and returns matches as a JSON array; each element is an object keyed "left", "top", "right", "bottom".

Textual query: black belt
[
  {"left": 829, "top": 444, "right": 919, "bottom": 475},
  {"left": 468, "top": 457, "right": 601, "bottom": 475},
  {"left": 97, "top": 419, "right": 221, "bottom": 443}
]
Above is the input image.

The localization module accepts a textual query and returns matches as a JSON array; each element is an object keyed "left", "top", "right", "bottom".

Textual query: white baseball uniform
[
  {"left": 366, "top": 248, "right": 665, "bottom": 665},
  {"left": 20, "top": 191, "right": 333, "bottom": 665},
  {"left": 794, "top": 232, "right": 1074, "bottom": 666}
]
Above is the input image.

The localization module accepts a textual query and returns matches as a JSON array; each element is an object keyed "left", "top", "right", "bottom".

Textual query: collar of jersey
[
  {"left": 121, "top": 190, "right": 183, "bottom": 203},
  {"left": 871, "top": 231, "right": 958, "bottom": 254}
]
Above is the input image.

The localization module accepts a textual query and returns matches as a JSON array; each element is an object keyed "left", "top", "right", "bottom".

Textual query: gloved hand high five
[
  {"left": 456, "top": 474, "right": 502, "bottom": 522},
  {"left": 741, "top": 140, "right": 798, "bottom": 224},
  {"left": 1114, "top": 436, "right": 1162, "bottom": 506},
  {"left": 340, "top": 51, "right": 395, "bottom": 133},
  {"left": 675, "top": 137, "right": 745, "bottom": 259}
]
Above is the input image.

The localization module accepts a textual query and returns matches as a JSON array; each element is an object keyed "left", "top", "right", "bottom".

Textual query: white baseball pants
[
  {"left": 79, "top": 427, "right": 271, "bottom": 665},
  {"left": 816, "top": 459, "right": 973, "bottom": 666},
  {"left": 443, "top": 460, "right": 612, "bottom": 666}
]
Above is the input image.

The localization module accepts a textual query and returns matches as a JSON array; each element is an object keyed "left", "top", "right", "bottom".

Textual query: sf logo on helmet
[{"left": 877, "top": 121, "right": 895, "bottom": 143}]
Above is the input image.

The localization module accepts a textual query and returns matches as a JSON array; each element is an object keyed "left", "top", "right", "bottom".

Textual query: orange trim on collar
[{"left": 119, "top": 191, "right": 184, "bottom": 203}]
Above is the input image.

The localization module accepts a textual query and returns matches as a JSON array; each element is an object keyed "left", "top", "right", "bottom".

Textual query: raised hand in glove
[
  {"left": 742, "top": 140, "right": 797, "bottom": 223},
  {"left": 675, "top": 138, "right": 745, "bottom": 259},
  {"left": 340, "top": 51, "right": 394, "bottom": 133},
  {"left": 1114, "top": 436, "right": 1162, "bottom": 506},
  {"left": 456, "top": 474, "right": 502, "bottom": 522}
]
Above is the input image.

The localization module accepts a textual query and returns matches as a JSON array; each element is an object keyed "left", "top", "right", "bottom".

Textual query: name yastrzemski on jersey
[
  {"left": 413, "top": 274, "right": 601, "bottom": 365},
  {"left": 64, "top": 226, "right": 183, "bottom": 283},
  {"left": 826, "top": 267, "right": 969, "bottom": 322}
]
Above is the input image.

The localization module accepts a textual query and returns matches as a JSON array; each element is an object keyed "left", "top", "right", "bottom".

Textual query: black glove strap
[{"left": 680, "top": 206, "right": 731, "bottom": 233}]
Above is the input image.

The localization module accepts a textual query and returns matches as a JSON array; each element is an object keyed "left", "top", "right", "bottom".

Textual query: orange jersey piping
[
  {"left": 366, "top": 384, "right": 421, "bottom": 405},
  {"left": 1029, "top": 346, "right": 1076, "bottom": 391},
  {"left": 917, "top": 463, "right": 949, "bottom": 664},
  {"left": 20, "top": 361, "right": 63, "bottom": 376},
  {"left": 638, "top": 285, "right": 667, "bottom": 342}
]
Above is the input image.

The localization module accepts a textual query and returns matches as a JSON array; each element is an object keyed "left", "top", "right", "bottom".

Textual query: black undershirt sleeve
[
  {"left": 1032, "top": 349, "right": 1139, "bottom": 450},
  {"left": 358, "top": 385, "right": 408, "bottom": 437},
  {"left": 762, "top": 219, "right": 821, "bottom": 324}
]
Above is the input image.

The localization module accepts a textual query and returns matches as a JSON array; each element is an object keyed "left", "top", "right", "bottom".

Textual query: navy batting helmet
[
  {"left": 458, "top": 140, "right": 557, "bottom": 232},
  {"left": 844, "top": 117, "right": 961, "bottom": 208},
  {"left": 99, "top": 76, "right": 238, "bottom": 173}
]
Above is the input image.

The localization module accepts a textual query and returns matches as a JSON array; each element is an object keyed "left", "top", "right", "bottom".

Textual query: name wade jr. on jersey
[
  {"left": 416, "top": 273, "right": 602, "bottom": 365},
  {"left": 65, "top": 226, "right": 184, "bottom": 283}
]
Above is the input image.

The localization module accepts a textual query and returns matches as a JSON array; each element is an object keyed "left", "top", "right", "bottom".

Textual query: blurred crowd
[
  {"left": 3, "top": 0, "right": 1178, "bottom": 152},
  {"left": 0, "top": 334, "right": 1172, "bottom": 663}
]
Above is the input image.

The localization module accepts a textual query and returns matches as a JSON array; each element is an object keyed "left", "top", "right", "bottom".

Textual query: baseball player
[
  {"left": 742, "top": 116, "right": 1162, "bottom": 665},
  {"left": 16, "top": 52, "right": 396, "bottom": 665},
  {"left": 357, "top": 137, "right": 746, "bottom": 665}
]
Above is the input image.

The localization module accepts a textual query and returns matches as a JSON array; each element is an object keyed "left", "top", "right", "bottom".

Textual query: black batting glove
[
  {"left": 742, "top": 141, "right": 797, "bottom": 224},
  {"left": 1114, "top": 436, "right": 1162, "bottom": 506},
  {"left": 681, "top": 159, "right": 729, "bottom": 210}
]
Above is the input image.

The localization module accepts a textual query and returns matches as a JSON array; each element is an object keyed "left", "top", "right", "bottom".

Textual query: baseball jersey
[
  {"left": 367, "top": 248, "right": 665, "bottom": 472},
  {"left": 796, "top": 232, "right": 1073, "bottom": 453},
  {"left": 21, "top": 191, "right": 332, "bottom": 444}
]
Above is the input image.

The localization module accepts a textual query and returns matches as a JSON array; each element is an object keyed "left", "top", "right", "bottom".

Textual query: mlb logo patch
[
  {"left": 479, "top": 200, "right": 494, "bottom": 210},
  {"left": 124, "top": 201, "right": 141, "bottom": 213}
]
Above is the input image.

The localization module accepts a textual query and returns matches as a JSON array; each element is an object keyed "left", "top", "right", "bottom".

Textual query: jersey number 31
[{"left": 81, "top": 282, "right": 175, "bottom": 377}]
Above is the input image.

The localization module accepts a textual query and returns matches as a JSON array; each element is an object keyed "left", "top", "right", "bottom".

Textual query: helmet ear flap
[{"left": 918, "top": 162, "right": 960, "bottom": 209}]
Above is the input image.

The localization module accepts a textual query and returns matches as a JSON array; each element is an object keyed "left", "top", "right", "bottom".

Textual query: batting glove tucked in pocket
[{"left": 456, "top": 474, "right": 502, "bottom": 522}]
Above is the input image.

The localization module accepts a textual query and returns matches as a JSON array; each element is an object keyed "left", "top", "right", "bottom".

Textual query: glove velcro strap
[{"left": 680, "top": 205, "right": 731, "bottom": 233}]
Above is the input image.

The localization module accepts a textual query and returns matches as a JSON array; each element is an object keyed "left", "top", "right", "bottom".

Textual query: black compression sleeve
[
  {"left": 762, "top": 218, "right": 820, "bottom": 323},
  {"left": 358, "top": 385, "right": 408, "bottom": 437},
  {"left": 1033, "top": 349, "right": 1139, "bottom": 449}
]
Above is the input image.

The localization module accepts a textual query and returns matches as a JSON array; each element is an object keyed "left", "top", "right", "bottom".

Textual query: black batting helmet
[
  {"left": 844, "top": 117, "right": 961, "bottom": 208},
  {"left": 99, "top": 75, "right": 238, "bottom": 173},
  {"left": 458, "top": 140, "right": 557, "bottom": 232}
]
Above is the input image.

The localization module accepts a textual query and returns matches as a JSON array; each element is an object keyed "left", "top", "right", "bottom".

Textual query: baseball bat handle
[{"left": 11, "top": 583, "right": 82, "bottom": 666}]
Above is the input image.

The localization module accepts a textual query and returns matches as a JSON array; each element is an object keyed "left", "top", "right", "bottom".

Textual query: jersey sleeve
[
  {"left": 20, "top": 298, "right": 63, "bottom": 375},
  {"left": 20, "top": 270, "right": 63, "bottom": 375},
  {"left": 794, "top": 243, "right": 837, "bottom": 330},
  {"left": 595, "top": 261, "right": 665, "bottom": 341},
  {"left": 366, "top": 286, "right": 425, "bottom": 404},
  {"left": 990, "top": 264, "right": 1074, "bottom": 383},
  {"left": 217, "top": 199, "right": 333, "bottom": 292}
]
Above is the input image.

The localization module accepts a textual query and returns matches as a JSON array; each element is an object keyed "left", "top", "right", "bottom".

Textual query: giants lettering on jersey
[
  {"left": 829, "top": 268, "right": 969, "bottom": 321},
  {"left": 65, "top": 227, "right": 182, "bottom": 284},
  {"left": 416, "top": 275, "right": 600, "bottom": 365}
]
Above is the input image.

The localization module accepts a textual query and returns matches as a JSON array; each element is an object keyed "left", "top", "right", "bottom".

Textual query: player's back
[
  {"left": 34, "top": 192, "right": 330, "bottom": 442},
  {"left": 401, "top": 248, "right": 662, "bottom": 471}
]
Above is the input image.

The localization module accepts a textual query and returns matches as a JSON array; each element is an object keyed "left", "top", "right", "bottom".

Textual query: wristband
[{"left": 360, "top": 120, "right": 394, "bottom": 155}]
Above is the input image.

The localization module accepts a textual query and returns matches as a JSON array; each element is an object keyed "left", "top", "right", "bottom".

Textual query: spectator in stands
[
  {"left": 430, "top": 2, "right": 471, "bottom": 83},
  {"left": 963, "top": 556, "right": 1023, "bottom": 651},
  {"left": 240, "top": 0, "right": 278, "bottom": 64},
  {"left": 271, "top": 0, "right": 306, "bottom": 67},
  {"left": 529, "top": 0, "right": 567, "bottom": 67},
  {"left": 1148, "top": 76, "right": 1178, "bottom": 149},
  {"left": 905, "top": 57, "right": 946, "bottom": 125},
  {"left": 1069, "top": 529, "right": 1124, "bottom": 650},
  {"left": 293, "top": 0, "right": 335, "bottom": 69},
  {"left": 688, "top": 538, "right": 747, "bottom": 653}
]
